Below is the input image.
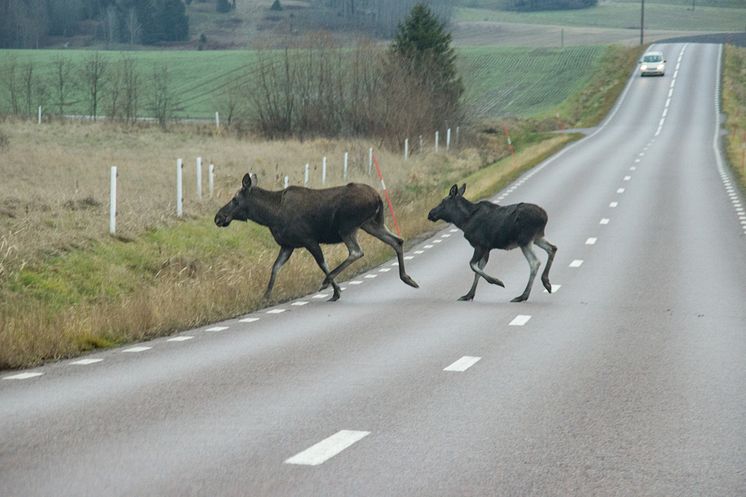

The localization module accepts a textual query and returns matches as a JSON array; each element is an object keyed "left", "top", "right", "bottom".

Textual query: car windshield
[{"left": 643, "top": 55, "right": 663, "bottom": 63}]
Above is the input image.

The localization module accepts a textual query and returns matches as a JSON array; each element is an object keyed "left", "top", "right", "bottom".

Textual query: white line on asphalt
[
  {"left": 240, "top": 317, "right": 260, "bottom": 323},
  {"left": 665, "top": 97, "right": 671, "bottom": 107},
  {"left": 600, "top": 218, "right": 610, "bottom": 225},
  {"left": 543, "top": 284, "right": 561, "bottom": 293},
  {"left": 71, "top": 358, "right": 104, "bottom": 364},
  {"left": 312, "top": 293, "right": 328, "bottom": 299},
  {"left": 509, "top": 315, "right": 532, "bottom": 326},
  {"left": 441, "top": 234, "right": 451, "bottom": 238},
  {"left": 424, "top": 244, "right": 434, "bottom": 249},
  {"left": 391, "top": 262, "right": 399, "bottom": 266},
  {"left": 364, "top": 274, "right": 377, "bottom": 279},
  {"left": 348, "top": 280, "right": 363, "bottom": 285},
  {"left": 433, "top": 239, "right": 442, "bottom": 243},
  {"left": 414, "top": 250, "right": 424, "bottom": 254},
  {"left": 569, "top": 259, "right": 584, "bottom": 268},
  {"left": 123, "top": 346, "right": 151, "bottom": 353},
  {"left": 167, "top": 337, "right": 193, "bottom": 342},
  {"left": 285, "top": 430, "right": 370, "bottom": 466},
  {"left": 634, "top": 158, "right": 641, "bottom": 163},
  {"left": 668, "top": 88, "right": 674, "bottom": 98},
  {"left": 630, "top": 166, "right": 636, "bottom": 171},
  {"left": 404, "top": 256, "right": 414, "bottom": 260},
  {"left": 586, "top": 237, "right": 597, "bottom": 245},
  {"left": 266, "top": 309, "right": 286, "bottom": 314},
  {"left": 379, "top": 267, "right": 391, "bottom": 272},
  {"left": 444, "top": 356, "right": 481, "bottom": 372},
  {"left": 617, "top": 188, "right": 625, "bottom": 194},
  {"left": 292, "top": 301, "right": 309, "bottom": 306},
  {"left": 610, "top": 201, "right": 618, "bottom": 208},
  {"left": 624, "top": 176, "right": 631, "bottom": 181},
  {"left": 450, "top": 229, "right": 459, "bottom": 233},
  {"left": 206, "top": 326, "right": 229, "bottom": 332},
  {"left": 662, "top": 108, "right": 668, "bottom": 118},
  {"left": 3, "top": 372, "right": 44, "bottom": 380}
]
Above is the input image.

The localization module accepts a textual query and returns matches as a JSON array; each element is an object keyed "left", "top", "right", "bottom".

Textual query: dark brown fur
[{"left": 215, "top": 173, "right": 418, "bottom": 301}]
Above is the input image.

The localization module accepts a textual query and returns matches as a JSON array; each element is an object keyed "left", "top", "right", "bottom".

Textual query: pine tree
[{"left": 391, "top": 3, "right": 462, "bottom": 120}]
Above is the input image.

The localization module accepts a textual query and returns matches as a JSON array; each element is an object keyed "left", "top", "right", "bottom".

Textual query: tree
[
  {"left": 159, "top": 0, "right": 189, "bottom": 41},
  {"left": 389, "top": 3, "right": 463, "bottom": 129},
  {"left": 82, "top": 51, "right": 107, "bottom": 120}
]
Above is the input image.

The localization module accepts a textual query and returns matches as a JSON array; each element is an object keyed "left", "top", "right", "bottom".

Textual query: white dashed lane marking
[
  {"left": 378, "top": 267, "right": 391, "bottom": 272},
  {"left": 292, "top": 301, "right": 309, "bottom": 306},
  {"left": 586, "top": 237, "right": 597, "bottom": 245},
  {"left": 285, "top": 430, "right": 370, "bottom": 466},
  {"left": 509, "top": 315, "right": 532, "bottom": 326},
  {"left": 240, "top": 317, "right": 260, "bottom": 323},
  {"left": 312, "top": 294, "right": 328, "bottom": 299},
  {"left": 3, "top": 372, "right": 44, "bottom": 380},
  {"left": 617, "top": 188, "right": 625, "bottom": 194},
  {"left": 167, "top": 337, "right": 193, "bottom": 342},
  {"left": 122, "top": 346, "right": 151, "bottom": 353},
  {"left": 600, "top": 218, "right": 610, "bottom": 225},
  {"left": 266, "top": 309, "right": 286, "bottom": 314},
  {"left": 444, "top": 356, "right": 481, "bottom": 372},
  {"left": 206, "top": 326, "right": 229, "bottom": 332},
  {"left": 610, "top": 201, "right": 618, "bottom": 208},
  {"left": 569, "top": 260, "right": 584, "bottom": 268},
  {"left": 70, "top": 358, "right": 104, "bottom": 364}
]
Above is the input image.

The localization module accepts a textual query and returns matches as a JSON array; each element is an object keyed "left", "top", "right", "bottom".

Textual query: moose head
[
  {"left": 214, "top": 173, "right": 257, "bottom": 227},
  {"left": 427, "top": 183, "right": 467, "bottom": 224}
]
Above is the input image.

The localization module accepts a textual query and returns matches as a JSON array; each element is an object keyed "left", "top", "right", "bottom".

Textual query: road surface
[{"left": 2, "top": 43, "right": 745, "bottom": 496}]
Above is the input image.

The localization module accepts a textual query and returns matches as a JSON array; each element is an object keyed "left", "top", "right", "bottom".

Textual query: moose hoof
[
  {"left": 401, "top": 275, "right": 419, "bottom": 288},
  {"left": 458, "top": 294, "right": 474, "bottom": 301},
  {"left": 511, "top": 295, "right": 528, "bottom": 303},
  {"left": 327, "top": 292, "right": 341, "bottom": 302},
  {"left": 542, "top": 279, "right": 552, "bottom": 293},
  {"left": 487, "top": 278, "right": 505, "bottom": 288}
]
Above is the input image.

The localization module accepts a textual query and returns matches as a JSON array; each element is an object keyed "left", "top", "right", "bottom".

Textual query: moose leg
[
  {"left": 469, "top": 246, "right": 505, "bottom": 288},
  {"left": 323, "top": 231, "right": 365, "bottom": 287},
  {"left": 512, "top": 244, "right": 541, "bottom": 302},
  {"left": 534, "top": 237, "right": 557, "bottom": 293},
  {"left": 265, "top": 246, "right": 294, "bottom": 300},
  {"left": 459, "top": 252, "right": 489, "bottom": 301},
  {"left": 305, "top": 242, "right": 342, "bottom": 302},
  {"left": 361, "top": 221, "right": 419, "bottom": 288}
]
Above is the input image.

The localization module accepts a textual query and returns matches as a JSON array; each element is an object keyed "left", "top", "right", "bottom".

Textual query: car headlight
[
  {"left": 658, "top": 64, "right": 665, "bottom": 70},
  {"left": 641, "top": 64, "right": 648, "bottom": 71}
]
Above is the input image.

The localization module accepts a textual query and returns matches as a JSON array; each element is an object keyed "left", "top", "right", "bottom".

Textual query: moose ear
[
  {"left": 242, "top": 173, "right": 253, "bottom": 189},
  {"left": 459, "top": 183, "right": 466, "bottom": 196},
  {"left": 449, "top": 184, "right": 459, "bottom": 198}
]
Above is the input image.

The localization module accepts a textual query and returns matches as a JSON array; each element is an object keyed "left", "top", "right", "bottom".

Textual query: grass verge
[{"left": 722, "top": 44, "right": 746, "bottom": 190}]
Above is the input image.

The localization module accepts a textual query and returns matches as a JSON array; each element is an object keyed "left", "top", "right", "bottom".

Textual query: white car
[{"left": 639, "top": 51, "right": 666, "bottom": 77}]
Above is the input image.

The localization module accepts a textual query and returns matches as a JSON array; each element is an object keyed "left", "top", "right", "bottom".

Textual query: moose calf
[{"left": 428, "top": 183, "right": 557, "bottom": 302}]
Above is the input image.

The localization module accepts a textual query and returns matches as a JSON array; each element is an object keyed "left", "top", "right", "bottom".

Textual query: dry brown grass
[{"left": 0, "top": 118, "right": 519, "bottom": 368}]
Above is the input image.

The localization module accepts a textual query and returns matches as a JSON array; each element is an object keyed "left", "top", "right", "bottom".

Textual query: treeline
[
  {"left": 497, "top": 0, "right": 598, "bottom": 11},
  {"left": 310, "top": 0, "right": 453, "bottom": 37},
  {"left": 0, "top": 53, "right": 179, "bottom": 126},
  {"left": 236, "top": 4, "right": 462, "bottom": 144},
  {"left": 0, "top": 0, "right": 189, "bottom": 48}
]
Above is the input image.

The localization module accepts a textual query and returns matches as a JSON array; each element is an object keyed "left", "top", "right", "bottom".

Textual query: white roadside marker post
[
  {"left": 109, "top": 166, "right": 117, "bottom": 235},
  {"left": 176, "top": 158, "right": 183, "bottom": 218}
]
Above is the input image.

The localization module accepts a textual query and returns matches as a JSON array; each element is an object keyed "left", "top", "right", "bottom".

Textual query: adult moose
[
  {"left": 215, "top": 173, "right": 419, "bottom": 301},
  {"left": 428, "top": 184, "right": 557, "bottom": 302}
]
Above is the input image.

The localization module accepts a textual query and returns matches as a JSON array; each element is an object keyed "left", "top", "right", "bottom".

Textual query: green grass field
[
  {"left": 457, "top": 1, "right": 746, "bottom": 32},
  {"left": 0, "top": 46, "right": 607, "bottom": 120}
]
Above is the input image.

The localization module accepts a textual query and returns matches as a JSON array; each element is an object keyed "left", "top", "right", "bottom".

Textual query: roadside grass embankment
[
  {"left": 0, "top": 45, "right": 639, "bottom": 370},
  {"left": 723, "top": 44, "right": 746, "bottom": 190}
]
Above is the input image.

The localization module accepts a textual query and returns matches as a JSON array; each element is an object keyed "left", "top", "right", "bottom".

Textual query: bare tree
[
  {"left": 0, "top": 56, "right": 20, "bottom": 116},
  {"left": 50, "top": 54, "right": 74, "bottom": 116},
  {"left": 121, "top": 56, "right": 140, "bottom": 124},
  {"left": 149, "top": 64, "right": 177, "bottom": 128},
  {"left": 82, "top": 52, "right": 108, "bottom": 120}
]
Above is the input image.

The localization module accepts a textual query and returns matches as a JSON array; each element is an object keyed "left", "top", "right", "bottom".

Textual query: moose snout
[
  {"left": 427, "top": 209, "right": 439, "bottom": 222},
  {"left": 214, "top": 213, "right": 231, "bottom": 227}
]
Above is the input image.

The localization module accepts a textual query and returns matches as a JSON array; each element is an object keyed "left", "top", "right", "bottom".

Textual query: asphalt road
[{"left": 2, "top": 43, "right": 745, "bottom": 496}]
